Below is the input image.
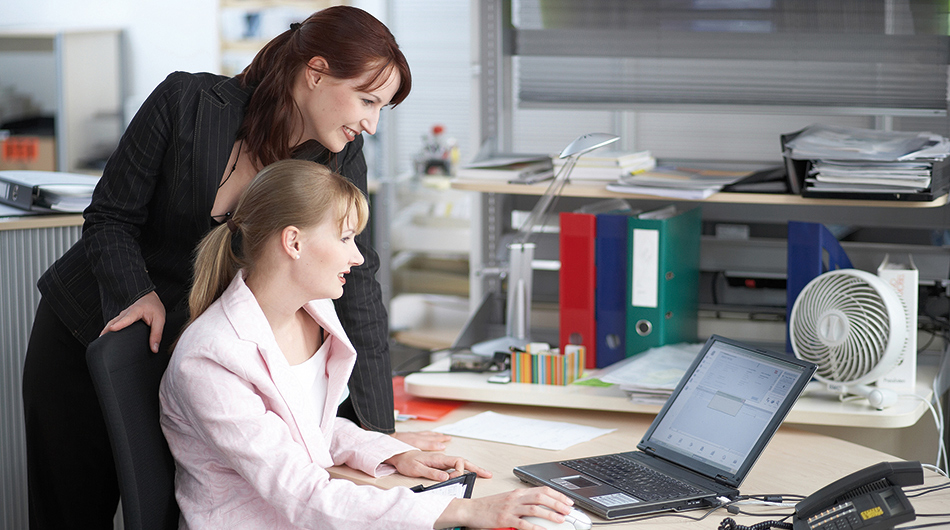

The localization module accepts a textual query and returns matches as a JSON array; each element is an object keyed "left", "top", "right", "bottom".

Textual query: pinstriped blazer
[{"left": 38, "top": 71, "right": 395, "bottom": 432}]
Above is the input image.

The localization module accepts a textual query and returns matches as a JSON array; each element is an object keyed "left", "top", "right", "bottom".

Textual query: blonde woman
[{"left": 159, "top": 160, "right": 574, "bottom": 529}]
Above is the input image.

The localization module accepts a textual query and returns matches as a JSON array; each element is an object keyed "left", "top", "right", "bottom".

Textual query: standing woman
[{"left": 21, "top": 6, "right": 443, "bottom": 529}]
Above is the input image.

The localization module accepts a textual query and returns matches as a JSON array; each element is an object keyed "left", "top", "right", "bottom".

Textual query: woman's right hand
[
  {"left": 434, "top": 486, "right": 574, "bottom": 530},
  {"left": 99, "top": 291, "right": 166, "bottom": 353}
]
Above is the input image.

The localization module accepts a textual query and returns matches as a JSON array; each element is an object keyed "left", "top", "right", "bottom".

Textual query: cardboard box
[
  {"left": 510, "top": 344, "right": 586, "bottom": 386},
  {"left": 876, "top": 255, "right": 918, "bottom": 391},
  {"left": 0, "top": 135, "right": 56, "bottom": 171}
]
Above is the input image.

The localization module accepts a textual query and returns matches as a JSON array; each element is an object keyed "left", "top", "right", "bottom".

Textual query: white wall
[
  {"left": 0, "top": 0, "right": 219, "bottom": 123},
  {"left": 0, "top": 0, "right": 472, "bottom": 177}
]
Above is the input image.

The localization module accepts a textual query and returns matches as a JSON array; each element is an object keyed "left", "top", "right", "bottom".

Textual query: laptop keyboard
[{"left": 561, "top": 455, "right": 707, "bottom": 502}]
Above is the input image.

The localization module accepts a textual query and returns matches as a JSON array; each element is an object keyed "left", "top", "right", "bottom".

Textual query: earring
[{"left": 295, "top": 254, "right": 301, "bottom": 260}]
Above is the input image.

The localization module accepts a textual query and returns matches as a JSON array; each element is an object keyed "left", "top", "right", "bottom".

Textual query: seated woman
[{"left": 159, "top": 159, "right": 573, "bottom": 529}]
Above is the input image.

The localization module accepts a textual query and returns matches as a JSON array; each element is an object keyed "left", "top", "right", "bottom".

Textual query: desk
[
  {"left": 329, "top": 402, "right": 950, "bottom": 528},
  {"left": 405, "top": 356, "right": 942, "bottom": 464}
]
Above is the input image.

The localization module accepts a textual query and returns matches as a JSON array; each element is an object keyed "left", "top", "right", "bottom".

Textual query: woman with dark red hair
[{"left": 22, "top": 6, "right": 443, "bottom": 528}]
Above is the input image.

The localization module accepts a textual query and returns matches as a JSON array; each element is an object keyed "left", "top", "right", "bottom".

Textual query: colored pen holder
[{"left": 510, "top": 344, "right": 585, "bottom": 385}]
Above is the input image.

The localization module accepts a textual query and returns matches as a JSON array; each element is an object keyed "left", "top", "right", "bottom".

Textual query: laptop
[{"left": 514, "top": 335, "right": 817, "bottom": 519}]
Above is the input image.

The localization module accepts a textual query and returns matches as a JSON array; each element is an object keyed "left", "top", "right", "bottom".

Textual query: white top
[{"left": 289, "top": 340, "right": 331, "bottom": 426}]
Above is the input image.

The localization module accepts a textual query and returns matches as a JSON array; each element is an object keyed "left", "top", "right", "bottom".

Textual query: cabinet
[
  {"left": 457, "top": 1, "right": 950, "bottom": 349},
  {"left": 0, "top": 214, "right": 82, "bottom": 530},
  {"left": 0, "top": 29, "right": 123, "bottom": 173}
]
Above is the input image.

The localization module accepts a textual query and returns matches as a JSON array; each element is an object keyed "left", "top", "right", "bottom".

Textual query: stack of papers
[
  {"left": 807, "top": 160, "right": 933, "bottom": 194},
  {"left": 605, "top": 166, "right": 751, "bottom": 200},
  {"left": 784, "top": 124, "right": 950, "bottom": 196},
  {"left": 556, "top": 149, "right": 656, "bottom": 181},
  {"left": 592, "top": 343, "right": 703, "bottom": 404},
  {"left": 457, "top": 154, "right": 554, "bottom": 184}
]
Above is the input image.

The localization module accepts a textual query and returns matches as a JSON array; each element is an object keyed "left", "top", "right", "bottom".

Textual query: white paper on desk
[
  {"left": 433, "top": 411, "right": 614, "bottom": 451},
  {"left": 598, "top": 342, "right": 703, "bottom": 391}
]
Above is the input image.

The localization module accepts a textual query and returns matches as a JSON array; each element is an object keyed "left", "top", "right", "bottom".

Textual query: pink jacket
[{"left": 159, "top": 273, "right": 452, "bottom": 529}]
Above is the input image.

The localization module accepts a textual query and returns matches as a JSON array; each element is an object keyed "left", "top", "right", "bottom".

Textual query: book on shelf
[
  {"left": 555, "top": 150, "right": 657, "bottom": 181},
  {"left": 457, "top": 154, "right": 554, "bottom": 183},
  {"left": 605, "top": 166, "right": 750, "bottom": 199}
]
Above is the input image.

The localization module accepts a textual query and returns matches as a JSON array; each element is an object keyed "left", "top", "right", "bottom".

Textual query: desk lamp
[{"left": 471, "top": 133, "right": 620, "bottom": 356}]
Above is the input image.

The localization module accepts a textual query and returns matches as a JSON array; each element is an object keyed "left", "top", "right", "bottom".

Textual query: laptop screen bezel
[{"left": 636, "top": 335, "right": 817, "bottom": 488}]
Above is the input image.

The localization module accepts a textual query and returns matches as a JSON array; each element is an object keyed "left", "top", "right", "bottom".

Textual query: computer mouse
[{"left": 522, "top": 507, "right": 592, "bottom": 530}]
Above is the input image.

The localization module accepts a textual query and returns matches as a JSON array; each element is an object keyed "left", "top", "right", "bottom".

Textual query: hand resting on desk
[{"left": 392, "top": 430, "right": 453, "bottom": 451}]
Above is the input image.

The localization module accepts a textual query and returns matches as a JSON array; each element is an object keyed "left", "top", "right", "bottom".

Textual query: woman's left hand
[
  {"left": 384, "top": 451, "right": 492, "bottom": 482},
  {"left": 391, "top": 430, "right": 452, "bottom": 451}
]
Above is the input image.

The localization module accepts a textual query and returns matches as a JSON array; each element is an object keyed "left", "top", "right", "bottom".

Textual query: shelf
[
  {"left": 451, "top": 179, "right": 950, "bottom": 208},
  {"left": 218, "top": 0, "right": 341, "bottom": 76},
  {"left": 406, "top": 356, "right": 939, "bottom": 430}
]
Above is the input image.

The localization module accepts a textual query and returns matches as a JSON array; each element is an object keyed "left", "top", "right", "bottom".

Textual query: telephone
[{"left": 793, "top": 461, "right": 923, "bottom": 530}]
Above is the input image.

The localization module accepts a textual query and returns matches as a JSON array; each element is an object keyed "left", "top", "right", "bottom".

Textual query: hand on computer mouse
[
  {"left": 522, "top": 507, "right": 592, "bottom": 530},
  {"left": 434, "top": 486, "right": 575, "bottom": 529}
]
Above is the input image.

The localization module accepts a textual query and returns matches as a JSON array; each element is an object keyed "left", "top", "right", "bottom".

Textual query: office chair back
[{"left": 86, "top": 319, "right": 182, "bottom": 530}]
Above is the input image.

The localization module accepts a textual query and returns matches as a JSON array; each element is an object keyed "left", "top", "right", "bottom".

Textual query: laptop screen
[{"left": 639, "top": 336, "right": 814, "bottom": 485}]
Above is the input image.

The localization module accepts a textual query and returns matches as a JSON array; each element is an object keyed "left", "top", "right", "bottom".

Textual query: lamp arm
[{"left": 513, "top": 155, "right": 578, "bottom": 246}]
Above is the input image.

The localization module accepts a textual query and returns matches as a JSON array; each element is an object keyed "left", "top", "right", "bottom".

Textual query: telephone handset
[{"left": 793, "top": 461, "right": 923, "bottom": 530}]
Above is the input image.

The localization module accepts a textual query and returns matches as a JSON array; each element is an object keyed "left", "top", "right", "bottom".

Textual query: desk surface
[
  {"left": 405, "top": 357, "right": 937, "bottom": 429},
  {"left": 330, "top": 402, "right": 950, "bottom": 528}
]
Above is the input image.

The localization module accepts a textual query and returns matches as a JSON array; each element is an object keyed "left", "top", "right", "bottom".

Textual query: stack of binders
[
  {"left": 0, "top": 170, "right": 99, "bottom": 212},
  {"left": 559, "top": 204, "right": 702, "bottom": 369}
]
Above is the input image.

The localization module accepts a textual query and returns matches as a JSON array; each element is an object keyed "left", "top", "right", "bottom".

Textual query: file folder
[
  {"left": 625, "top": 206, "right": 701, "bottom": 357},
  {"left": 0, "top": 170, "right": 99, "bottom": 212},
  {"left": 559, "top": 211, "right": 597, "bottom": 369},
  {"left": 784, "top": 221, "right": 852, "bottom": 353},
  {"left": 594, "top": 212, "right": 635, "bottom": 368}
]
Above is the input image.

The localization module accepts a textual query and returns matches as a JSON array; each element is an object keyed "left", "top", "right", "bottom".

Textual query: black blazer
[{"left": 39, "top": 72, "right": 394, "bottom": 432}]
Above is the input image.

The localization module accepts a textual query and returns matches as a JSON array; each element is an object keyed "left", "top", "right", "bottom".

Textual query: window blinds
[{"left": 512, "top": 0, "right": 950, "bottom": 115}]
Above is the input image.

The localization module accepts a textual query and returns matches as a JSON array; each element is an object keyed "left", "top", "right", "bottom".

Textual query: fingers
[
  {"left": 416, "top": 461, "right": 452, "bottom": 482},
  {"left": 101, "top": 310, "right": 134, "bottom": 336},
  {"left": 538, "top": 486, "right": 574, "bottom": 514},
  {"left": 448, "top": 487, "right": 575, "bottom": 530},
  {"left": 391, "top": 430, "right": 452, "bottom": 451},
  {"left": 453, "top": 456, "right": 492, "bottom": 479},
  {"left": 148, "top": 318, "right": 166, "bottom": 353},
  {"left": 98, "top": 292, "right": 167, "bottom": 353}
]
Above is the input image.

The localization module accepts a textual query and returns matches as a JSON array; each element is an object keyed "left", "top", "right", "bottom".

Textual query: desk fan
[
  {"left": 470, "top": 133, "right": 620, "bottom": 356},
  {"left": 788, "top": 268, "right": 908, "bottom": 409}
]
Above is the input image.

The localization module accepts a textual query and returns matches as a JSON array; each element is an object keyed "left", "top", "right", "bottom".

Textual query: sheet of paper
[
  {"left": 597, "top": 342, "right": 702, "bottom": 391},
  {"left": 433, "top": 411, "right": 614, "bottom": 451}
]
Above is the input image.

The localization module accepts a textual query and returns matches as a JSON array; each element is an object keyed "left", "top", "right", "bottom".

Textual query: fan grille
[{"left": 791, "top": 272, "right": 892, "bottom": 383}]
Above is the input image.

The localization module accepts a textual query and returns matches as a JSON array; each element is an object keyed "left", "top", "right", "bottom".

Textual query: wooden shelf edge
[
  {"left": 0, "top": 214, "right": 84, "bottom": 231},
  {"left": 450, "top": 179, "right": 949, "bottom": 208}
]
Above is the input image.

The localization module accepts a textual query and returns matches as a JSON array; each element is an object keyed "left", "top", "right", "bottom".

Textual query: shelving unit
[
  {"left": 218, "top": 0, "right": 342, "bottom": 76},
  {"left": 0, "top": 28, "right": 123, "bottom": 173},
  {"left": 457, "top": 1, "right": 950, "bottom": 346}
]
